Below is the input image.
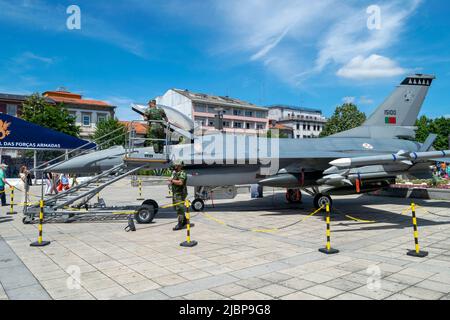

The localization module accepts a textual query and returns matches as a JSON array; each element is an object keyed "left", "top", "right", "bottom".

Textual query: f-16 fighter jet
[{"left": 52, "top": 74, "right": 449, "bottom": 210}]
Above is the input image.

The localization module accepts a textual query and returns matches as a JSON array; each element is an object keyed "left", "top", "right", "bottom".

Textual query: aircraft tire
[
  {"left": 135, "top": 204, "right": 157, "bottom": 224},
  {"left": 313, "top": 194, "right": 333, "bottom": 210},
  {"left": 191, "top": 199, "right": 205, "bottom": 212}
]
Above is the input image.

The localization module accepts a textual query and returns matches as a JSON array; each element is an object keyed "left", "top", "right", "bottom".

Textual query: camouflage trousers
[{"left": 173, "top": 193, "right": 187, "bottom": 224}]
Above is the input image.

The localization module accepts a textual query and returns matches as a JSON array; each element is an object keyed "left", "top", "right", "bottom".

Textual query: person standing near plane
[
  {"left": 169, "top": 161, "right": 188, "bottom": 231},
  {"left": 0, "top": 164, "right": 12, "bottom": 206},
  {"left": 18, "top": 165, "right": 30, "bottom": 206}
]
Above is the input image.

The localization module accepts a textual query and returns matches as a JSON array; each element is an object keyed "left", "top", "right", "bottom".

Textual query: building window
[
  {"left": 82, "top": 114, "right": 91, "bottom": 126},
  {"left": 6, "top": 104, "right": 17, "bottom": 117},
  {"left": 245, "top": 111, "right": 253, "bottom": 117},
  {"left": 307, "top": 125, "right": 311, "bottom": 130},
  {"left": 233, "top": 109, "right": 242, "bottom": 116},
  {"left": 97, "top": 113, "right": 107, "bottom": 123},
  {"left": 297, "top": 135, "right": 300, "bottom": 139},
  {"left": 233, "top": 122, "right": 242, "bottom": 128},
  {"left": 256, "top": 124, "right": 265, "bottom": 130},
  {"left": 194, "top": 104, "right": 206, "bottom": 113},
  {"left": 296, "top": 124, "right": 300, "bottom": 130},
  {"left": 223, "top": 121, "right": 230, "bottom": 128},
  {"left": 208, "top": 119, "right": 215, "bottom": 127},
  {"left": 303, "top": 124, "right": 306, "bottom": 130},
  {"left": 256, "top": 111, "right": 266, "bottom": 118}
]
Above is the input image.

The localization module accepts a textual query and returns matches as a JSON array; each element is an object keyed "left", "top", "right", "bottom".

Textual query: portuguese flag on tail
[{"left": 385, "top": 117, "right": 397, "bottom": 124}]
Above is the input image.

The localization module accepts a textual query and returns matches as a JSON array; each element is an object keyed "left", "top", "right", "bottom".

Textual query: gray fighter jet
[{"left": 52, "top": 74, "right": 449, "bottom": 209}]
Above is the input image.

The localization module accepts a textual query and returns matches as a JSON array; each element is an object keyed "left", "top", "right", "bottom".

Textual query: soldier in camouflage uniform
[{"left": 169, "top": 162, "right": 188, "bottom": 231}]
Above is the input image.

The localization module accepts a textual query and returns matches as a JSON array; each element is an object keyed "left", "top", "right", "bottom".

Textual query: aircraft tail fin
[{"left": 364, "top": 74, "right": 435, "bottom": 127}]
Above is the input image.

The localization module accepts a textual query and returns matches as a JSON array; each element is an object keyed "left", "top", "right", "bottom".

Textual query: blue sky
[{"left": 0, "top": 0, "right": 449, "bottom": 120}]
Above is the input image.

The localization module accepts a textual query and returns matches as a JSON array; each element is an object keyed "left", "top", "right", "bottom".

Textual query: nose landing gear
[{"left": 313, "top": 194, "right": 333, "bottom": 209}]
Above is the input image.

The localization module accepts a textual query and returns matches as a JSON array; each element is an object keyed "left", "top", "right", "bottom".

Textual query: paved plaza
[{"left": 1, "top": 179, "right": 450, "bottom": 300}]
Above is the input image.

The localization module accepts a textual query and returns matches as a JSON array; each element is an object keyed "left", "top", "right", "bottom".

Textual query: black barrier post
[
  {"left": 407, "top": 203, "right": 428, "bottom": 258},
  {"left": 7, "top": 186, "right": 17, "bottom": 215},
  {"left": 319, "top": 204, "right": 339, "bottom": 255},
  {"left": 30, "top": 200, "right": 50, "bottom": 247},
  {"left": 180, "top": 201, "right": 197, "bottom": 248}
]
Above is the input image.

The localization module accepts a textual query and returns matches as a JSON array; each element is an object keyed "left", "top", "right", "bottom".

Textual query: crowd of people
[
  {"left": 0, "top": 163, "right": 78, "bottom": 206},
  {"left": 433, "top": 162, "right": 450, "bottom": 179}
]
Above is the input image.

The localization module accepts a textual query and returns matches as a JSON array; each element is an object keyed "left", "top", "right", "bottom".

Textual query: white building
[
  {"left": 268, "top": 105, "right": 327, "bottom": 139},
  {"left": 156, "top": 89, "right": 269, "bottom": 135},
  {"left": 43, "top": 90, "right": 116, "bottom": 140}
]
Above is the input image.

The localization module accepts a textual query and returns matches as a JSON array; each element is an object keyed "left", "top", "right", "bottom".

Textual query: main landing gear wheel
[
  {"left": 135, "top": 199, "right": 159, "bottom": 224},
  {"left": 191, "top": 198, "right": 205, "bottom": 212},
  {"left": 313, "top": 194, "right": 333, "bottom": 210},
  {"left": 286, "top": 189, "right": 302, "bottom": 203}
]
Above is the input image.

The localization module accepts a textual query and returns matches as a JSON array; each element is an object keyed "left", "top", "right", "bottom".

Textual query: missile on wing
[
  {"left": 330, "top": 150, "right": 449, "bottom": 168},
  {"left": 259, "top": 173, "right": 300, "bottom": 188}
]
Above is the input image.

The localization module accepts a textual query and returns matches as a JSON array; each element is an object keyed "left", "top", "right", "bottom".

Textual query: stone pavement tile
[
  {"left": 204, "top": 265, "right": 234, "bottom": 275},
  {"left": 440, "top": 294, "right": 450, "bottom": 300},
  {"left": 236, "top": 278, "right": 272, "bottom": 290},
  {"left": 122, "top": 289, "right": 169, "bottom": 300},
  {"left": 102, "top": 265, "right": 135, "bottom": 277},
  {"left": 6, "top": 284, "right": 51, "bottom": 300},
  {"left": 113, "top": 272, "right": 148, "bottom": 285},
  {"left": 385, "top": 273, "right": 423, "bottom": 286},
  {"left": 429, "top": 273, "right": 450, "bottom": 285},
  {"left": 332, "top": 293, "right": 371, "bottom": 300},
  {"left": 280, "top": 278, "right": 316, "bottom": 291},
  {"left": 178, "top": 269, "right": 211, "bottom": 281},
  {"left": 256, "top": 284, "right": 295, "bottom": 298},
  {"left": 211, "top": 283, "right": 249, "bottom": 297},
  {"left": 33, "top": 269, "right": 69, "bottom": 282},
  {"left": 92, "top": 260, "right": 123, "bottom": 270},
  {"left": 160, "top": 274, "right": 237, "bottom": 298},
  {"left": 280, "top": 291, "right": 322, "bottom": 300},
  {"left": 46, "top": 286, "right": 89, "bottom": 299},
  {"left": 416, "top": 279, "right": 450, "bottom": 294},
  {"left": 303, "top": 284, "right": 344, "bottom": 300},
  {"left": 258, "top": 272, "right": 293, "bottom": 283},
  {"left": 351, "top": 287, "right": 395, "bottom": 300},
  {"left": 377, "top": 263, "right": 405, "bottom": 274},
  {"left": 0, "top": 283, "right": 7, "bottom": 300},
  {"left": 122, "top": 279, "right": 161, "bottom": 294},
  {"left": 397, "top": 268, "right": 435, "bottom": 279},
  {"left": 184, "top": 289, "right": 225, "bottom": 300},
  {"left": 82, "top": 277, "right": 119, "bottom": 291},
  {"left": 299, "top": 272, "right": 335, "bottom": 284},
  {"left": 231, "top": 290, "right": 272, "bottom": 300},
  {"left": 385, "top": 294, "right": 418, "bottom": 300},
  {"left": 324, "top": 278, "right": 364, "bottom": 292},
  {"left": 57, "top": 293, "right": 96, "bottom": 300},
  {"left": 378, "top": 280, "right": 409, "bottom": 293},
  {"left": 401, "top": 286, "right": 445, "bottom": 300},
  {"left": 91, "top": 285, "right": 131, "bottom": 300},
  {"left": 153, "top": 274, "right": 188, "bottom": 287},
  {"left": 40, "top": 277, "right": 71, "bottom": 290}
]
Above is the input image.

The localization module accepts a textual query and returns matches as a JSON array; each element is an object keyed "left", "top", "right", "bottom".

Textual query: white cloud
[
  {"left": 343, "top": 96, "right": 356, "bottom": 104},
  {"left": 337, "top": 54, "right": 406, "bottom": 79},
  {"left": 203, "top": 0, "right": 422, "bottom": 86}
]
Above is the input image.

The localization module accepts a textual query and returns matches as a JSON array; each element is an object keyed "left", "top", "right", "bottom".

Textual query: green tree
[
  {"left": 320, "top": 103, "right": 366, "bottom": 137},
  {"left": 22, "top": 93, "right": 80, "bottom": 137},
  {"left": 92, "top": 118, "right": 126, "bottom": 150},
  {"left": 415, "top": 116, "right": 450, "bottom": 150}
]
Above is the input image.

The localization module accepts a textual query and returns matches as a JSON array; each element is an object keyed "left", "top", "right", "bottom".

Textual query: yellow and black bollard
[
  {"left": 319, "top": 204, "right": 339, "bottom": 255},
  {"left": 180, "top": 200, "right": 197, "bottom": 248},
  {"left": 137, "top": 178, "right": 144, "bottom": 200},
  {"left": 30, "top": 200, "right": 50, "bottom": 247},
  {"left": 407, "top": 203, "right": 428, "bottom": 258},
  {"left": 7, "top": 186, "right": 17, "bottom": 215}
]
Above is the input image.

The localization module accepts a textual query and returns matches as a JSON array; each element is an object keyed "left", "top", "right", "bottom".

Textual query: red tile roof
[
  {"left": 43, "top": 91, "right": 115, "bottom": 108},
  {"left": 120, "top": 121, "right": 148, "bottom": 135}
]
